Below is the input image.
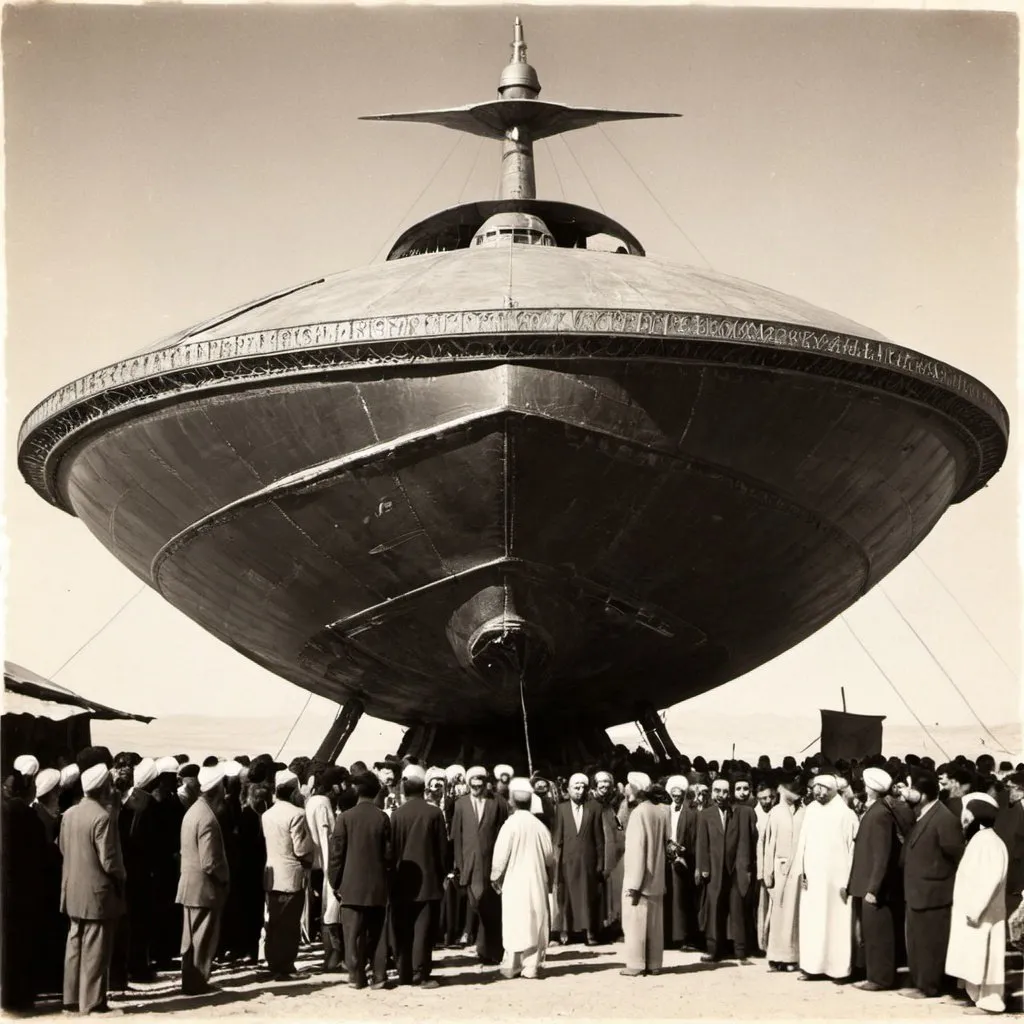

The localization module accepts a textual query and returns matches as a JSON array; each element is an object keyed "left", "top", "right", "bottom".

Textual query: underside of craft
[{"left": 18, "top": 21, "right": 1008, "bottom": 767}]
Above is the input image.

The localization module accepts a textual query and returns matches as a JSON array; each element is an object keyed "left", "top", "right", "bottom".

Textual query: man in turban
[
  {"left": 762, "top": 770, "right": 805, "bottom": 971},
  {"left": 13, "top": 754, "right": 40, "bottom": 779},
  {"left": 33, "top": 768, "right": 62, "bottom": 843},
  {"left": 847, "top": 767, "right": 901, "bottom": 991},
  {"left": 176, "top": 764, "right": 230, "bottom": 995},
  {"left": 491, "top": 779, "right": 554, "bottom": 980},
  {"left": 901, "top": 767, "right": 965, "bottom": 999},
  {"left": 946, "top": 793, "right": 1008, "bottom": 1013},
  {"left": 552, "top": 772, "right": 605, "bottom": 946},
  {"left": 794, "top": 771, "right": 858, "bottom": 982},
  {"left": 451, "top": 765, "right": 509, "bottom": 966},
  {"left": 663, "top": 774, "right": 700, "bottom": 950},
  {"left": 150, "top": 756, "right": 186, "bottom": 970},
  {"left": 59, "top": 760, "right": 126, "bottom": 1013},
  {"left": 593, "top": 771, "right": 625, "bottom": 940},
  {"left": 620, "top": 772, "right": 668, "bottom": 976},
  {"left": 493, "top": 765, "right": 514, "bottom": 804}
]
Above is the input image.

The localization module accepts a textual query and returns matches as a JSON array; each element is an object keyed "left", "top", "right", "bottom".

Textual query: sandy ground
[{"left": 26, "top": 942, "right": 1024, "bottom": 1021}]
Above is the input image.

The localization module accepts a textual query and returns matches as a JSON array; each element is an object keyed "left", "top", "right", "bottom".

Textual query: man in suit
[
  {"left": 552, "top": 771, "right": 606, "bottom": 946},
  {"left": 59, "top": 761, "right": 127, "bottom": 1014},
  {"left": 261, "top": 768, "right": 315, "bottom": 980},
  {"left": 329, "top": 771, "right": 392, "bottom": 990},
  {"left": 450, "top": 764, "right": 509, "bottom": 965},
  {"left": 994, "top": 770, "right": 1024, "bottom": 917},
  {"left": 176, "top": 763, "right": 230, "bottom": 995},
  {"left": 900, "top": 767, "right": 965, "bottom": 1000},
  {"left": 619, "top": 771, "right": 667, "bottom": 976},
  {"left": 695, "top": 774, "right": 758, "bottom": 965},
  {"left": 663, "top": 774, "right": 700, "bottom": 950},
  {"left": 848, "top": 767, "right": 902, "bottom": 991},
  {"left": 390, "top": 764, "right": 448, "bottom": 987}
]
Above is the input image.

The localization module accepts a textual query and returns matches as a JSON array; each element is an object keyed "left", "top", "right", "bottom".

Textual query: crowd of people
[{"left": 2, "top": 743, "right": 1023, "bottom": 1015}]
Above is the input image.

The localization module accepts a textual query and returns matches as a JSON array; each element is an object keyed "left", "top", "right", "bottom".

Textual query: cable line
[
  {"left": 49, "top": 585, "right": 147, "bottom": 681},
  {"left": 840, "top": 614, "right": 950, "bottom": 759},
  {"left": 372, "top": 134, "right": 465, "bottom": 263},
  {"left": 879, "top": 587, "right": 1014, "bottom": 754},
  {"left": 458, "top": 137, "right": 486, "bottom": 205},
  {"left": 559, "top": 135, "right": 605, "bottom": 214},
  {"left": 276, "top": 691, "right": 314, "bottom": 760},
  {"left": 595, "top": 123, "right": 713, "bottom": 269},
  {"left": 541, "top": 138, "right": 566, "bottom": 201},
  {"left": 913, "top": 551, "right": 1018, "bottom": 680}
]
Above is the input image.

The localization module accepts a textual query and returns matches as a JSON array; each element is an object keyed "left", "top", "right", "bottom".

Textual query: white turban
[
  {"left": 198, "top": 765, "right": 225, "bottom": 793},
  {"left": 666, "top": 775, "right": 689, "bottom": 795},
  {"left": 59, "top": 764, "right": 80, "bottom": 788},
  {"left": 594, "top": 771, "right": 614, "bottom": 784},
  {"left": 965, "top": 792, "right": 999, "bottom": 809},
  {"left": 81, "top": 764, "right": 110, "bottom": 794},
  {"left": 402, "top": 764, "right": 426, "bottom": 783},
  {"left": 627, "top": 772, "right": 652, "bottom": 793},
  {"left": 836, "top": 777, "right": 850, "bottom": 793},
  {"left": 426, "top": 766, "right": 446, "bottom": 785},
  {"left": 466, "top": 765, "right": 487, "bottom": 782},
  {"left": 862, "top": 768, "right": 892, "bottom": 794},
  {"left": 274, "top": 769, "right": 298, "bottom": 790},
  {"left": 156, "top": 756, "right": 180, "bottom": 776},
  {"left": 493, "top": 764, "right": 514, "bottom": 780},
  {"left": 13, "top": 755, "right": 39, "bottom": 777},
  {"left": 35, "top": 768, "right": 61, "bottom": 798},
  {"left": 133, "top": 758, "right": 159, "bottom": 790},
  {"left": 568, "top": 772, "right": 589, "bottom": 788},
  {"left": 445, "top": 764, "right": 465, "bottom": 783},
  {"left": 508, "top": 777, "right": 534, "bottom": 797},
  {"left": 221, "top": 760, "right": 242, "bottom": 778},
  {"left": 814, "top": 774, "right": 838, "bottom": 790}
]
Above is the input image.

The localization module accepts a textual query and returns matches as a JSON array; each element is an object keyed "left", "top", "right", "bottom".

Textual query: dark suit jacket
[
  {"left": 552, "top": 799, "right": 606, "bottom": 878},
  {"left": 994, "top": 800, "right": 1024, "bottom": 905},
  {"left": 390, "top": 796, "right": 447, "bottom": 902},
  {"left": 176, "top": 797, "right": 229, "bottom": 909},
  {"left": 329, "top": 799, "right": 391, "bottom": 907},
  {"left": 696, "top": 804, "right": 757, "bottom": 897},
  {"left": 59, "top": 796, "right": 126, "bottom": 920},
  {"left": 666, "top": 803, "right": 699, "bottom": 871},
  {"left": 848, "top": 798, "right": 902, "bottom": 903},
  {"left": 901, "top": 801, "right": 964, "bottom": 910},
  {"left": 450, "top": 793, "right": 509, "bottom": 899}
]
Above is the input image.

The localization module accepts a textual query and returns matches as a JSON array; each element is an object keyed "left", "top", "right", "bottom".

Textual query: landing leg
[{"left": 313, "top": 698, "right": 365, "bottom": 764}]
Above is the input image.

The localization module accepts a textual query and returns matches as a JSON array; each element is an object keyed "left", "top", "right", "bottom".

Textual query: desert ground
[{"left": 25, "top": 940, "right": 1024, "bottom": 1021}]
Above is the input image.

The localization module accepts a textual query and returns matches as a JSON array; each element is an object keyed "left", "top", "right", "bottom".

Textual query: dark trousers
[
  {"left": 180, "top": 905, "right": 222, "bottom": 994},
  {"left": 340, "top": 905, "right": 388, "bottom": 987},
  {"left": 706, "top": 875, "right": 751, "bottom": 959},
  {"left": 393, "top": 900, "right": 440, "bottom": 983},
  {"left": 265, "top": 890, "right": 304, "bottom": 975},
  {"left": 469, "top": 886, "right": 502, "bottom": 964},
  {"left": 854, "top": 898, "right": 896, "bottom": 988},
  {"left": 64, "top": 918, "right": 116, "bottom": 1013},
  {"left": 322, "top": 923, "right": 344, "bottom": 971},
  {"left": 109, "top": 915, "right": 130, "bottom": 991},
  {"left": 128, "top": 888, "right": 154, "bottom": 979},
  {"left": 906, "top": 904, "right": 952, "bottom": 996}
]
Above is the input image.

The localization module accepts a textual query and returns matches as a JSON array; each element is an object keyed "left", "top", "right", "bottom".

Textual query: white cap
[
  {"left": 59, "top": 764, "right": 80, "bottom": 787},
  {"left": 426, "top": 766, "right": 446, "bottom": 785},
  {"left": 275, "top": 769, "right": 298, "bottom": 790},
  {"left": 35, "top": 768, "right": 61, "bottom": 798},
  {"left": 493, "top": 764, "right": 514, "bottom": 780},
  {"left": 509, "top": 777, "right": 534, "bottom": 797},
  {"left": 466, "top": 765, "right": 487, "bottom": 782},
  {"left": 862, "top": 768, "right": 892, "bottom": 794},
  {"left": 964, "top": 792, "right": 999, "bottom": 809},
  {"left": 627, "top": 772, "right": 652, "bottom": 793},
  {"left": 198, "top": 765, "right": 225, "bottom": 793},
  {"left": 156, "top": 756, "right": 180, "bottom": 776},
  {"left": 594, "top": 771, "right": 614, "bottom": 784},
  {"left": 13, "top": 755, "right": 39, "bottom": 777},
  {"left": 445, "top": 764, "right": 465, "bottom": 782},
  {"left": 81, "top": 764, "right": 110, "bottom": 794},
  {"left": 401, "top": 764, "right": 426, "bottom": 783},
  {"left": 814, "top": 774, "right": 838, "bottom": 790},
  {"left": 133, "top": 758, "right": 159, "bottom": 790},
  {"left": 568, "top": 772, "right": 589, "bottom": 788},
  {"left": 221, "top": 760, "right": 242, "bottom": 778},
  {"left": 666, "top": 775, "right": 689, "bottom": 795}
]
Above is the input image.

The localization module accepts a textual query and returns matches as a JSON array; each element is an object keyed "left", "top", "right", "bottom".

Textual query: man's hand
[
  {"left": 966, "top": 914, "right": 979, "bottom": 928},
  {"left": 627, "top": 888, "right": 642, "bottom": 907},
  {"left": 864, "top": 892, "right": 877, "bottom": 906},
  {"left": 492, "top": 880, "right": 502, "bottom": 895},
  {"left": 839, "top": 887, "right": 848, "bottom": 903}
]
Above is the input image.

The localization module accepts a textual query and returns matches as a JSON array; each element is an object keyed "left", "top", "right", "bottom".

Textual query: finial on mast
[
  {"left": 499, "top": 17, "right": 540, "bottom": 99},
  {"left": 511, "top": 16, "right": 527, "bottom": 63}
]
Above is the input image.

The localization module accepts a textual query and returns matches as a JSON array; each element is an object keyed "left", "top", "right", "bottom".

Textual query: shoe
[
  {"left": 853, "top": 980, "right": 889, "bottom": 992},
  {"left": 370, "top": 980, "right": 390, "bottom": 991},
  {"left": 499, "top": 968, "right": 517, "bottom": 980},
  {"left": 521, "top": 971, "right": 539, "bottom": 980},
  {"left": 63, "top": 1006, "right": 80, "bottom": 1015},
  {"left": 585, "top": 933, "right": 599, "bottom": 946},
  {"left": 419, "top": 979, "right": 440, "bottom": 989},
  {"left": 648, "top": 968, "right": 662, "bottom": 976},
  {"left": 558, "top": 932, "right": 569, "bottom": 946},
  {"left": 699, "top": 954, "right": 718, "bottom": 964},
  {"left": 619, "top": 968, "right": 645, "bottom": 977},
  {"left": 271, "top": 973, "right": 297, "bottom": 982},
  {"left": 797, "top": 973, "right": 818, "bottom": 982},
  {"left": 900, "top": 990, "right": 938, "bottom": 1000},
  {"left": 736, "top": 958, "right": 754, "bottom": 966}
]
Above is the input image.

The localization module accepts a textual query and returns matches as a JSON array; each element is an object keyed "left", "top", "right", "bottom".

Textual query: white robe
[
  {"left": 491, "top": 808, "right": 554, "bottom": 954},
  {"left": 794, "top": 795, "right": 858, "bottom": 979},
  {"left": 305, "top": 793, "right": 341, "bottom": 925},
  {"left": 946, "top": 828, "right": 1007, "bottom": 1004}
]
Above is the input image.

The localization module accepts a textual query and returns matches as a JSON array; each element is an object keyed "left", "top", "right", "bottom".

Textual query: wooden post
[{"left": 841, "top": 687, "right": 847, "bottom": 713}]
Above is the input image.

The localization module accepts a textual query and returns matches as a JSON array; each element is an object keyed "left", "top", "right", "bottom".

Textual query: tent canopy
[{"left": 3, "top": 661, "right": 154, "bottom": 723}]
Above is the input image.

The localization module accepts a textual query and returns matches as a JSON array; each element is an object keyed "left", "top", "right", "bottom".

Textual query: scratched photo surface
[{"left": 2, "top": 4, "right": 1019, "bottom": 1020}]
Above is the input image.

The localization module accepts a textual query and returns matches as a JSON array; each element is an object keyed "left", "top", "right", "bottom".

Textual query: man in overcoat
[
  {"left": 390, "top": 764, "right": 448, "bottom": 986},
  {"left": 552, "top": 772, "right": 606, "bottom": 945},
  {"left": 60, "top": 762, "right": 127, "bottom": 1013},
  {"left": 900, "top": 767, "right": 965, "bottom": 999},
  {"left": 620, "top": 772, "right": 667, "bottom": 976},
  {"left": 663, "top": 774, "right": 700, "bottom": 950},
  {"left": 450, "top": 765, "right": 509, "bottom": 965},
  {"left": 695, "top": 774, "right": 758, "bottom": 964}
]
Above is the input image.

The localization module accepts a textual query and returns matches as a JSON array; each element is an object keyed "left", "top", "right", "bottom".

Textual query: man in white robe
[
  {"left": 795, "top": 772, "right": 858, "bottom": 981},
  {"left": 763, "top": 772, "right": 806, "bottom": 971},
  {"left": 490, "top": 779, "right": 554, "bottom": 980},
  {"left": 946, "top": 793, "right": 1008, "bottom": 1014}
]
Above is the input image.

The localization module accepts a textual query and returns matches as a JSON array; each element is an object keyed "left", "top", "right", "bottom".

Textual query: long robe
[
  {"left": 762, "top": 799, "right": 804, "bottom": 963},
  {"left": 754, "top": 804, "right": 770, "bottom": 950},
  {"left": 491, "top": 809, "right": 554, "bottom": 956},
  {"left": 664, "top": 801, "right": 700, "bottom": 945},
  {"left": 794, "top": 796, "right": 857, "bottom": 978},
  {"left": 305, "top": 795, "right": 341, "bottom": 925},
  {"left": 552, "top": 799, "right": 605, "bottom": 933},
  {"left": 945, "top": 828, "right": 1007, "bottom": 1011}
]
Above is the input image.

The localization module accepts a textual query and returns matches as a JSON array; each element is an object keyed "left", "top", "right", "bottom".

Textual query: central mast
[{"left": 497, "top": 17, "right": 540, "bottom": 199}]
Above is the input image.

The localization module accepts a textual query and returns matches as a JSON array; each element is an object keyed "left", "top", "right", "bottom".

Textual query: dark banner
[{"left": 820, "top": 709, "right": 885, "bottom": 762}]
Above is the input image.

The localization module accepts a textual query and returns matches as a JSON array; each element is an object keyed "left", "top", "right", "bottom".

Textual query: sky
[{"left": 2, "top": 5, "right": 1020, "bottom": 760}]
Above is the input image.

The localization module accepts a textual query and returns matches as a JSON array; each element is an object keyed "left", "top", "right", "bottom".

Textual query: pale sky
[{"left": 2, "top": 5, "right": 1020, "bottom": 759}]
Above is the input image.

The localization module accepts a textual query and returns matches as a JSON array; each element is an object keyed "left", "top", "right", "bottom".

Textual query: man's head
[
  {"left": 377, "top": 766, "right": 396, "bottom": 787},
  {"left": 532, "top": 776, "right": 551, "bottom": 800},
  {"left": 1005, "top": 771, "right": 1024, "bottom": 806},
  {"left": 710, "top": 777, "right": 731, "bottom": 807},
  {"left": 353, "top": 771, "right": 382, "bottom": 802},
  {"left": 35, "top": 768, "right": 61, "bottom": 809},
  {"left": 777, "top": 772, "right": 803, "bottom": 804},
  {"left": 626, "top": 772, "right": 652, "bottom": 803},
  {"left": 904, "top": 768, "right": 939, "bottom": 807},
  {"left": 977, "top": 754, "right": 996, "bottom": 775},
  {"left": 756, "top": 783, "right": 774, "bottom": 812},
  {"left": 508, "top": 778, "right": 534, "bottom": 811},
  {"left": 862, "top": 767, "right": 892, "bottom": 803},
  {"left": 273, "top": 769, "right": 299, "bottom": 803},
  {"left": 401, "top": 764, "right": 426, "bottom": 799},
  {"left": 812, "top": 774, "right": 839, "bottom": 805},
  {"left": 666, "top": 775, "right": 688, "bottom": 807},
  {"left": 494, "top": 765, "right": 514, "bottom": 787},
  {"left": 466, "top": 766, "right": 488, "bottom": 796},
  {"left": 732, "top": 775, "right": 752, "bottom": 804},
  {"left": 948, "top": 766, "right": 975, "bottom": 798},
  {"left": 425, "top": 767, "right": 446, "bottom": 800},
  {"left": 594, "top": 771, "right": 614, "bottom": 800},
  {"left": 81, "top": 762, "right": 113, "bottom": 805},
  {"left": 568, "top": 773, "right": 589, "bottom": 804}
]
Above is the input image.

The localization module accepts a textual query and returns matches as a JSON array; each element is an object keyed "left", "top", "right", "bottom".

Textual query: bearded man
[
  {"left": 794, "top": 772, "right": 858, "bottom": 982},
  {"left": 553, "top": 772, "right": 605, "bottom": 946},
  {"left": 620, "top": 772, "right": 667, "bottom": 977},
  {"left": 493, "top": 765, "right": 514, "bottom": 804},
  {"left": 663, "top": 774, "right": 699, "bottom": 950},
  {"left": 762, "top": 771, "right": 805, "bottom": 971},
  {"left": 594, "top": 771, "right": 625, "bottom": 939}
]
